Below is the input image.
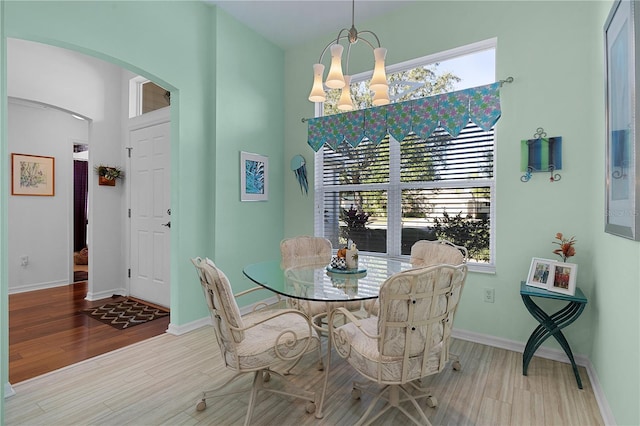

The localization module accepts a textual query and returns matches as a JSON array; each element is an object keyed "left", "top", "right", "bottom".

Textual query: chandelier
[{"left": 307, "top": 0, "right": 389, "bottom": 111}]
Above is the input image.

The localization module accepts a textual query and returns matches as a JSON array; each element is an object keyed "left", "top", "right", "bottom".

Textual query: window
[
  {"left": 128, "top": 76, "right": 170, "bottom": 118},
  {"left": 314, "top": 40, "right": 497, "bottom": 271}
]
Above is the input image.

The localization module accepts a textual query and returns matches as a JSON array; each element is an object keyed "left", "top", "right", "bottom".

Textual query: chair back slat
[
  {"left": 281, "top": 236, "right": 332, "bottom": 267},
  {"left": 377, "top": 264, "right": 468, "bottom": 381},
  {"left": 410, "top": 239, "right": 468, "bottom": 267}
]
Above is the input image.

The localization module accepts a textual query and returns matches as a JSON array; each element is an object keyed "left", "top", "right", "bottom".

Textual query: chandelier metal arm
[
  {"left": 308, "top": 0, "right": 389, "bottom": 107},
  {"left": 317, "top": 31, "right": 380, "bottom": 64},
  {"left": 316, "top": 30, "right": 350, "bottom": 63},
  {"left": 356, "top": 30, "right": 381, "bottom": 48}
]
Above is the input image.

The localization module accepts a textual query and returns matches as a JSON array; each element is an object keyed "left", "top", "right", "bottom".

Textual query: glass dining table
[{"left": 243, "top": 255, "right": 413, "bottom": 419}]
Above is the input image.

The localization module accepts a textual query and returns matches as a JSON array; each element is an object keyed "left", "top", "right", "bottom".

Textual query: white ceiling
[{"left": 206, "top": 1, "right": 413, "bottom": 49}]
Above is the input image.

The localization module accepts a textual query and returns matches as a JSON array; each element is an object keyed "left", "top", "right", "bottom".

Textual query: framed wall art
[
  {"left": 548, "top": 262, "right": 578, "bottom": 296},
  {"left": 526, "top": 258, "right": 555, "bottom": 289},
  {"left": 604, "top": 0, "right": 640, "bottom": 240},
  {"left": 240, "top": 151, "right": 268, "bottom": 201},
  {"left": 11, "top": 153, "right": 55, "bottom": 196}
]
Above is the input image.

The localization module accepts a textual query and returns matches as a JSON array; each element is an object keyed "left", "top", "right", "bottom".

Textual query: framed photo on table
[
  {"left": 526, "top": 258, "right": 555, "bottom": 289},
  {"left": 11, "top": 153, "right": 55, "bottom": 196},
  {"left": 240, "top": 151, "right": 268, "bottom": 201},
  {"left": 548, "top": 262, "right": 578, "bottom": 296},
  {"left": 604, "top": 0, "right": 640, "bottom": 240}
]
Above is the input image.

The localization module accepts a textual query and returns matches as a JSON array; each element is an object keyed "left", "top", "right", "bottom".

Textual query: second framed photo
[
  {"left": 526, "top": 258, "right": 556, "bottom": 289},
  {"left": 548, "top": 262, "right": 578, "bottom": 296}
]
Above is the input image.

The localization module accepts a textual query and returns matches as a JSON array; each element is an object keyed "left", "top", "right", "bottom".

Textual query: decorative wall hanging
[
  {"left": 290, "top": 154, "right": 308, "bottom": 195},
  {"left": 241, "top": 151, "right": 269, "bottom": 201},
  {"left": 520, "top": 127, "right": 562, "bottom": 183},
  {"left": 95, "top": 164, "right": 124, "bottom": 186},
  {"left": 604, "top": 0, "right": 640, "bottom": 240},
  {"left": 307, "top": 81, "right": 507, "bottom": 152},
  {"left": 11, "top": 153, "right": 55, "bottom": 196}
]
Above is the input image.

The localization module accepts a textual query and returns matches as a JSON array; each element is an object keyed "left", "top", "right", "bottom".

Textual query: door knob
[{"left": 162, "top": 221, "right": 171, "bottom": 228}]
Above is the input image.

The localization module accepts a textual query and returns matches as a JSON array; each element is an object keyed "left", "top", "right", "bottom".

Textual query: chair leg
[
  {"left": 352, "top": 382, "right": 435, "bottom": 426},
  {"left": 242, "top": 368, "right": 316, "bottom": 425},
  {"left": 450, "top": 352, "right": 462, "bottom": 370},
  {"left": 244, "top": 371, "right": 263, "bottom": 426},
  {"left": 196, "top": 372, "right": 249, "bottom": 412}
]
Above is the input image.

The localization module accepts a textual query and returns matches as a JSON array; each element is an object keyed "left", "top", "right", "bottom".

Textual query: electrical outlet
[
  {"left": 483, "top": 288, "right": 495, "bottom": 303},
  {"left": 20, "top": 255, "right": 29, "bottom": 267}
]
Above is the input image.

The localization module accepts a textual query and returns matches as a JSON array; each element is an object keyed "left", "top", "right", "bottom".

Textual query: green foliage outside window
[{"left": 433, "top": 211, "right": 490, "bottom": 262}]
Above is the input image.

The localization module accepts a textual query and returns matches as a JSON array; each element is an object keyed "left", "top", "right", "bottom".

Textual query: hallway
[{"left": 9, "top": 282, "right": 169, "bottom": 383}]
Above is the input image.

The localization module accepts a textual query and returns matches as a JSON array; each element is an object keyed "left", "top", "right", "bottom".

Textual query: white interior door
[{"left": 129, "top": 121, "right": 171, "bottom": 307}]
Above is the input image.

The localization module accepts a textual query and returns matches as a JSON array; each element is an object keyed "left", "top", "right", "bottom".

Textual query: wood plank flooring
[
  {"left": 9, "top": 282, "right": 169, "bottom": 384},
  {"left": 5, "top": 325, "right": 605, "bottom": 425}
]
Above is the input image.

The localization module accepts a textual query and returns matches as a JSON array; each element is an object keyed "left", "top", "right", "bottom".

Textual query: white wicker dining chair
[
  {"left": 331, "top": 264, "right": 468, "bottom": 426},
  {"left": 365, "top": 239, "right": 467, "bottom": 319},
  {"left": 191, "top": 257, "right": 321, "bottom": 425},
  {"left": 280, "top": 236, "right": 362, "bottom": 328},
  {"left": 410, "top": 239, "right": 468, "bottom": 267},
  {"left": 409, "top": 239, "right": 467, "bottom": 371}
]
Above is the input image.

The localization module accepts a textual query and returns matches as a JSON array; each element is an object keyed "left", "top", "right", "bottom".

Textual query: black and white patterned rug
[{"left": 82, "top": 299, "right": 169, "bottom": 330}]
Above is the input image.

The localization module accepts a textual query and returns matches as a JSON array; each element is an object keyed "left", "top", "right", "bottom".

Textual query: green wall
[
  {"left": 0, "top": 0, "right": 285, "bottom": 420},
  {"left": 213, "top": 9, "right": 285, "bottom": 303},
  {"left": 283, "top": 1, "right": 638, "bottom": 425},
  {"left": 1, "top": 1, "right": 638, "bottom": 425}
]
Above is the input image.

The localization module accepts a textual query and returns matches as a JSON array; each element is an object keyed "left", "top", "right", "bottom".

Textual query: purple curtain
[{"left": 73, "top": 161, "right": 89, "bottom": 252}]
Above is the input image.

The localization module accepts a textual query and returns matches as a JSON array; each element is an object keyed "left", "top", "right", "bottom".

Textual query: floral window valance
[{"left": 307, "top": 82, "right": 502, "bottom": 152}]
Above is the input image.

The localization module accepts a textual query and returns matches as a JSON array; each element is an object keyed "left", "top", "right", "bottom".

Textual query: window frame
[{"left": 314, "top": 39, "right": 497, "bottom": 273}]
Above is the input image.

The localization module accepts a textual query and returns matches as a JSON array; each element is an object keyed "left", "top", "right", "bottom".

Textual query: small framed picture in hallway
[{"left": 11, "top": 153, "right": 55, "bottom": 196}]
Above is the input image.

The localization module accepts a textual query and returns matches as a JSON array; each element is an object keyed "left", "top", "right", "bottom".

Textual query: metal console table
[{"left": 520, "top": 281, "right": 587, "bottom": 389}]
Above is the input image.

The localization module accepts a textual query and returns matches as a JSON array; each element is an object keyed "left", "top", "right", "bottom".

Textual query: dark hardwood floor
[{"left": 9, "top": 281, "right": 170, "bottom": 384}]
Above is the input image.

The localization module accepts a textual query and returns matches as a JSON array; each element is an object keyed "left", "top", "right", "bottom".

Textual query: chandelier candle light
[{"left": 308, "top": 0, "right": 389, "bottom": 110}]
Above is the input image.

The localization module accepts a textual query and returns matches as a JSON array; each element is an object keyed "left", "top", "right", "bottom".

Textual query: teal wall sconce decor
[
  {"left": 290, "top": 154, "right": 308, "bottom": 195},
  {"left": 520, "top": 127, "right": 562, "bottom": 182}
]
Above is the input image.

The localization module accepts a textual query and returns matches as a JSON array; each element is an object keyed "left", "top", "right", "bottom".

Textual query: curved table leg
[{"left": 521, "top": 294, "right": 586, "bottom": 389}]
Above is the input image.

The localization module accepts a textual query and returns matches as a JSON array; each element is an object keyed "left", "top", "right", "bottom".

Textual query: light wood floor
[
  {"left": 5, "top": 325, "right": 605, "bottom": 425},
  {"left": 9, "top": 281, "right": 170, "bottom": 383}
]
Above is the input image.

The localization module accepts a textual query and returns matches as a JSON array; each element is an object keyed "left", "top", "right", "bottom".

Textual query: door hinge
[
  {"left": 128, "top": 208, "right": 131, "bottom": 218},
  {"left": 128, "top": 269, "right": 131, "bottom": 278},
  {"left": 126, "top": 147, "right": 133, "bottom": 158}
]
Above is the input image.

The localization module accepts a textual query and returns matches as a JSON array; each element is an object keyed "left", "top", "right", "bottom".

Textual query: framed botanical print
[
  {"left": 604, "top": 0, "right": 640, "bottom": 240},
  {"left": 11, "top": 153, "right": 55, "bottom": 196}
]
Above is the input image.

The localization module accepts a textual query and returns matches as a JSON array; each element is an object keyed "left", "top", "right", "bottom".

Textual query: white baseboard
[
  {"left": 8, "top": 279, "right": 69, "bottom": 294},
  {"left": 452, "top": 328, "right": 615, "bottom": 426},
  {"left": 583, "top": 359, "right": 617, "bottom": 425},
  {"left": 166, "top": 317, "right": 212, "bottom": 336},
  {"left": 5, "top": 382, "right": 15, "bottom": 398},
  {"left": 85, "top": 288, "right": 126, "bottom": 301}
]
